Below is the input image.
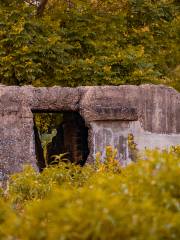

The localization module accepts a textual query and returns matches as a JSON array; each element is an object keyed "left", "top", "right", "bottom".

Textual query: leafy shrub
[{"left": 0, "top": 147, "right": 179, "bottom": 239}]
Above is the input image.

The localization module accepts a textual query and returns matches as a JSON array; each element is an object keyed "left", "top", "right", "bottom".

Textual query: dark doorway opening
[{"left": 33, "top": 111, "right": 89, "bottom": 172}]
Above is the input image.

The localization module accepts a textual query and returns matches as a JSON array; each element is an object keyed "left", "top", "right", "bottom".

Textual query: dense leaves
[
  {"left": 0, "top": 0, "right": 179, "bottom": 89},
  {"left": 0, "top": 148, "right": 179, "bottom": 239}
]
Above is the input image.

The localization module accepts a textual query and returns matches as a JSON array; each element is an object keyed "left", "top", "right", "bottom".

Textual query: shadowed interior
[{"left": 33, "top": 111, "right": 89, "bottom": 171}]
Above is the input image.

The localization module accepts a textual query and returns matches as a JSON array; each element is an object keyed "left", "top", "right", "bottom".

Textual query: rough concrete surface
[
  {"left": 91, "top": 121, "right": 180, "bottom": 166},
  {"left": 0, "top": 84, "right": 180, "bottom": 179}
]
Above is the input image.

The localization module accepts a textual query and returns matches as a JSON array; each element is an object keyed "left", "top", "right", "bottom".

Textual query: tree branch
[{"left": 23, "top": 0, "right": 40, "bottom": 7}]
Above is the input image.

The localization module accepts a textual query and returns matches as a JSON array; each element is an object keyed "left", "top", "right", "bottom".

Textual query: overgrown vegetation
[
  {"left": 0, "top": 0, "right": 179, "bottom": 90},
  {"left": 0, "top": 2, "right": 179, "bottom": 238},
  {"left": 0, "top": 147, "right": 179, "bottom": 239}
]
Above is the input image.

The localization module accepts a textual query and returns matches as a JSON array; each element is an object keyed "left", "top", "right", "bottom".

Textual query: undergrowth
[{"left": 0, "top": 147, "right": 179, "bottom": 239}]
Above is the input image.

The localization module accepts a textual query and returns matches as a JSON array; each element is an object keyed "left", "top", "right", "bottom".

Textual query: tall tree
[{"left": 0, "top": 0, "right": 179, "bottom": 90}]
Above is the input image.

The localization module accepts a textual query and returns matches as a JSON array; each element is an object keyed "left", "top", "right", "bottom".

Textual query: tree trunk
[{"left": 37, "top": 0, "right": 48, "bottom": 16}]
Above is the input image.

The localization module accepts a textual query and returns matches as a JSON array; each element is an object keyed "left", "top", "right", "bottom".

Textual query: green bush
[{"left": 0, "top": 147, "right": 179, "bottom": 239}]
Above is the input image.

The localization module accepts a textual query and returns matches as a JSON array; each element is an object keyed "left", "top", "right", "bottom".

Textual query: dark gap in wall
[
  {"left": 33, "top": 111, "right": 89, "bottom": 171},
  {"left": 33, "top": 123, "right": 46, "bottom": 172}
]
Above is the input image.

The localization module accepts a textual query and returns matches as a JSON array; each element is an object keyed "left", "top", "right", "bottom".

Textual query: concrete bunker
[
  {"left": 33, "top": 111, "right": 89, "bottom": 171},
  {"left": 0, "top": 84, "right": 180, "bottom": 179}
]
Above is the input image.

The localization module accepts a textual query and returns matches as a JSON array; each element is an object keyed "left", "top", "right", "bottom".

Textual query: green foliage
[
  {"left": 0, "top": 0, "right": 179, "bottom": 90},
  {"left": 34, "top": 113, "right": 63, "bottom": 135},
  {"left": 50, "top": 152, "right": 70, "bottom": 164},
  {"left": 0, "top": 147, "right": 179, "bottom": 239},
  {"left": 95, "top": 146, "right": 122, "bottom": 173},
  {"left": 170, "top": 145, "right": 180, "bottom": 157},
  {"left": 128, "top": 133, "right": 138, "bottom": 162},
  {"left": 33, "top": 112, "right": 65, "bottom": 166}
]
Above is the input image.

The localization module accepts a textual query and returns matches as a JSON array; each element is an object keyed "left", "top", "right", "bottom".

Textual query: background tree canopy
[{"left": 0, "top": 0, "right": 179, "bottom": 90}]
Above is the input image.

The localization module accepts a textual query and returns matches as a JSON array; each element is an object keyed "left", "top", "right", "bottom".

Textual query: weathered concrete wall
[
  {"left": 91, "top": 121, "right": 180, "bottom": 166},
  {"left": 0, "top": 84, "right": 180, "bottom": 179},
  {"left": 80, "top": 85, "right": 180, "bottom": 133},
  {"left": 0, "top": 85, "right": 80, "bottom": 179}
]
